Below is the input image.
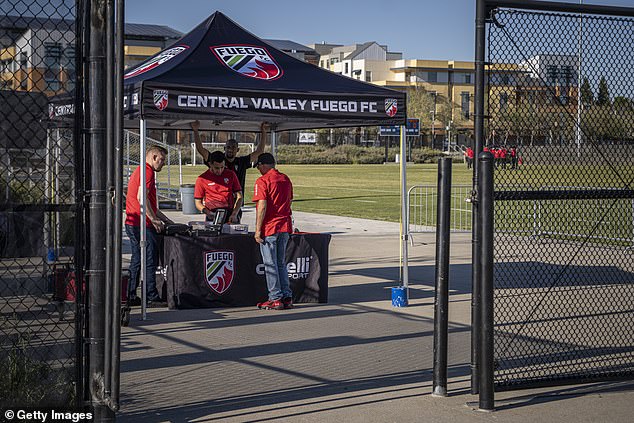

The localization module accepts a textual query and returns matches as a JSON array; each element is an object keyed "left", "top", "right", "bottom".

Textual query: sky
[{"left": 125, "top": 0, "right": 634, "bottom": 61}]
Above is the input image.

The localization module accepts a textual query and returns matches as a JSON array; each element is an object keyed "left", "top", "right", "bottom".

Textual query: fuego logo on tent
[
  {"left": 385, "top": 99, "right": 398, "bottom": 117},
  {"left": 124, "top": 45, "right": 189, "bottom": 79},
  {"left": 211, "top": 45, "right": 282, "bottom": 81},
  {"left": 205, "top": 250, "right": 235, "bottom": 295},
  {"left": 153, "top": 90, "right": 169, "bottom": 111}
]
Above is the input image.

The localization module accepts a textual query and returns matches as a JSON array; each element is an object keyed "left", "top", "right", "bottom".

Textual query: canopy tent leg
[
  {"left": 140, "top": 119, "right": 147, "bottom": 320},
  {"left": 400, "top": 125, "right": 409, "bottom": 297}
]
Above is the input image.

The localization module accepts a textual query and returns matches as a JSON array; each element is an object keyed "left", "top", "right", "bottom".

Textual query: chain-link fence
[
  {"left": 486, "top": 6, "right": 634, "bottom": 389},
  {"left": 124, "top": 130, "right": 183, "bottom": 203},
  {"left": 0, "top": 0, "right": 82, "bottom": 407}
]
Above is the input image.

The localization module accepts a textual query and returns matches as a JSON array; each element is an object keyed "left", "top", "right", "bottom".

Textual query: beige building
[{"left": 312, "top": 42, "right": 476, "bottom": 145}]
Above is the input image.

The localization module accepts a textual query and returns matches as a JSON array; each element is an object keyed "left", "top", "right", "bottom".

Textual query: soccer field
[
  {"left": 158, "top": 163, "right": 634, "bottom": 233},
  {"left": 159, "top": 163, "right": 470, "bottom": 222}
]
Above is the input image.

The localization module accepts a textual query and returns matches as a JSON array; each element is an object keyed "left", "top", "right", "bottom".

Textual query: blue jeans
[
  {"left": 126, "top": 224, "right": 161, "bottom": 302},
  {"left": 259, "top": 232, "right": 292, "bottom": 301}
]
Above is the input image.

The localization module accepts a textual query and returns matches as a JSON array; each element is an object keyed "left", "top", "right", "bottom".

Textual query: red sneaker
[
  {"left": 282, "top": 297, "right": 293, "bottom": 309},
  {"left": 257, "top": 299, "right": 284, "bottom": 310}
]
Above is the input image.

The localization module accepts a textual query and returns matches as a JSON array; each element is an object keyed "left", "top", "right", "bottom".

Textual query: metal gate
[
  {"left": 476, "top": 0, "right": 634, "bottom": 394},
  {"left": 0, "top": 0, "right": 83, "bottom": 408}
]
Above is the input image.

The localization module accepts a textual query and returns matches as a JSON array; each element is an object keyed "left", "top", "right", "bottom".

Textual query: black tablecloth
[{"left": 159, "top": 232, "right": 331, "bottom": 309}]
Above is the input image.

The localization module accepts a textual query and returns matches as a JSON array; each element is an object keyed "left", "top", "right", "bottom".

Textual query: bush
[{"left": 276, "top": 145, "right": 444, "bottom": 165}]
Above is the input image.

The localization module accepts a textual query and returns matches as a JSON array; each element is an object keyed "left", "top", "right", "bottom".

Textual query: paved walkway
[{"left": 118, "top": 209, "right": 634, "bottom": 422}]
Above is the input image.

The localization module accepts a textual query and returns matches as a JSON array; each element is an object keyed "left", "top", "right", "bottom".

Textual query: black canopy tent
[
  {"left": 121, "top": 11, "right": 406, "bottom": 132},
  {"left": 113, "top": 11, "right": 412, "bottom": 314}
]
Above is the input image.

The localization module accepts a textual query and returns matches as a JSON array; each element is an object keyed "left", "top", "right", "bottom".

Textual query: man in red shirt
[
  {"left": 125, "top": 145, "right": 172, "bottom": 306},
  {"left": 194, "top": 150, "right": 243, "bottom": 223},
  {"left": 252, "top": 153, "right": 294, "bottom": 310},
  {"left": 192, "top": 121, "right": 268, "bottom": 222}
]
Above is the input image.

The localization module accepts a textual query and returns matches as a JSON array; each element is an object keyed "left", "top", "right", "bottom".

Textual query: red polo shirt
[
  {"left": 125, "top": 163, "right": 157, "bottom": 228},
  {"left": 252, "top": 168, "right": 293, "bottom": 237},
  {"left": 194, "top": 169, "right": 241, "bottom": 210}
]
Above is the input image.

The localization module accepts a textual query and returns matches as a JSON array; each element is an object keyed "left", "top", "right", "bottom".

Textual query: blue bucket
[{"left": 391, "top": 287, "right": 408, "bottom": 307}]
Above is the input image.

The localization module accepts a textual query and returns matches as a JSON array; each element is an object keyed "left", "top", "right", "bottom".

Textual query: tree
[
  {"left": 580, "top": 77, "right": 594, "bottom": 106},
  {"left": 596, "top": 76, "right": 610, "bottom": 106},
  {"left": 406, "top": 86, "right": 435, "bottom": 133}
]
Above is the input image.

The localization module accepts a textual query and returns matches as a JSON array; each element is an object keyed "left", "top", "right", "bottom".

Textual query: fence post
[
  {"left": 472, "top": 0, "right": 486, "bottom": 394},
  {"left": 478, "top": 151, "right": 495, "bottom": 411},
  {"left": 433, "top": 157, "right": 452, "bottom": 396}
]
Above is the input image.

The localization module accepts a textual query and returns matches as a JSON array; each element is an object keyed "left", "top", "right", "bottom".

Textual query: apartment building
[
  {"left": 0, "top": 15, "right": 183, "bottom": 95},
  {"left": 312, "top": 41, "right": 476, "bottom": 144}
]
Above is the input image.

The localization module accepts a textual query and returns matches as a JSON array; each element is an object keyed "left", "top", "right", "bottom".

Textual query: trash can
[{"left": 180, "top": 184, "right": 197, "bottom": 215}]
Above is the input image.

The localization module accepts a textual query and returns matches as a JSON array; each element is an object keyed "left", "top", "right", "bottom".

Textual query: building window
[
  {"left": 365, "top": 70, "right": 371, "bottom": 82},
  {"left": 465, "top": 73, "right": 472, "bottom": 84},
  {"left": 19, "top": 53, "right": 28, "bottom": 89},
  {"left": 427, "top": 71, "right": 437, "bottom": 83},
  {"left": 560, "top": 65, "right": 574, "bottom": 87},
  {"left": 320, "top": 60, "right": 324, "bottom": 67},
  {"left": 461, "top": 92, "right": 470, "bottom": 119},
  {"left": 546, "top": 65, "right": 559, "bottom": 85},
  {"left": 500, "top": 92, "right": 509, "bottom": 111},
  {"left": 62, "top": 45, "right": 75, "bottom": 91},
  {"left": 44, "top": 42, "right": 62, "bottom": 91},
  {"left": 344, "top": 62, "right": 349, "bottom": 74}
]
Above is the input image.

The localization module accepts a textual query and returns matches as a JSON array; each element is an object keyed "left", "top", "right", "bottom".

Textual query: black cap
[{"left": 255, "top": 153, "right": 275, "bottom": 166}]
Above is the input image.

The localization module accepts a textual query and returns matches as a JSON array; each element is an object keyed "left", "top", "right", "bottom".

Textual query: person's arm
[
  {"left": 195, "top": 198, "right": 215, "bottom": 220},
  {"left": 249, "top": 122, "right": 270, "bottom": 163},
  {"left": 229, "top": 191, "right": 243, "bottom": 223},
  {"left": 191, "top": 120, "right": 209, "bottom": 163},
  {"left": 156, "top": 210, "right": 173, "bottom": 224},
  {"left": 254, "top": 199, "right": 267, "bottom": 244},
  {"left": 136, "top": 185, "right": 164, "bottom": 232}
]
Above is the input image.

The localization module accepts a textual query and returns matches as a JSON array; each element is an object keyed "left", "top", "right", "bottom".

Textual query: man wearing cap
[
  {"left": 191, "top": 121, "right": 269, "bottom": 221},
  {"left": 252, "top": 153, "right": 294, "bottom": 310},
  {"left": 194, "top": 150, "right": 242, "bottom": 223}
]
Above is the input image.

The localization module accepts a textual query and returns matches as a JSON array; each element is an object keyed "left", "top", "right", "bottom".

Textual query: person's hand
[
  {"left": 261, "top": 122, "right": 270, "bottom": 132},
  {"left": 254, "top": 232, "right": 264, "bottom": 244},
  {"left": 202, "top": 207, "right": 214, "bottom": 220},
  {"left": 152, "top": 219, "right": 165, "bottom": 233},
  {"left": 228, "top": 213, "right": 239, "bottom": 224},
  {"left": 191, "top": 120, "right": 200, "bottom": 131}
]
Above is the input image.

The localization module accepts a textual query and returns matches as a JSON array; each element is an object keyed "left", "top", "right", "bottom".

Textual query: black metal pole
[
  {"left": 73, "top": 0, "right": 86, "bottom": 408},
  {"left": 87, "top": 0, "right": 112, "bottom": 420},
  {"left": 471, "top": 0, "right": 486, "bottom": 395},
  {"left": 103, "top": 0, "right": 115, "bottom": 412},
  {"left": 432, "top": 157, "right": 452, "bottom": 397},
  {"left": 110, "top": 0, "right": 124, "bottom": 410},
  {"left": 478, "top": 151, "right": 494, "bottom": 411}
]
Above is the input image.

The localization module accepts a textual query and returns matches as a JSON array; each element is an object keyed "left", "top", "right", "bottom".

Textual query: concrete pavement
[{"left": 118, "top": 208, "right": 634, "bottom": 422}]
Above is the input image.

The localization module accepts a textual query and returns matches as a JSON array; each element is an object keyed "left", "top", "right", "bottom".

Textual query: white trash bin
[{"left": 180, "top": 184, "right": 197, "bottom": 214}]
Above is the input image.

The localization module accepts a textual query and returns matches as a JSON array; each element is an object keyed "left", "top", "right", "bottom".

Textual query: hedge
[{"left": 275, "top": 145, "right": 447, "bottom": 164}]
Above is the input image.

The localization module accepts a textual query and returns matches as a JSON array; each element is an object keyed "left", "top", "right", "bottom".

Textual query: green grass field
[
  {"left": 157, "top": 163, "right": 472, "bottom": 222},
  {"left": 155, "top": 163, "right": 634, "bottom": 244}
]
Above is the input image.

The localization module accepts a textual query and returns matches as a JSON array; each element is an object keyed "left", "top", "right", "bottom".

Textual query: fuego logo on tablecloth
[
  {"left": 124, "top": 45, "right": 189, "bottom": 79},
  {"left": 385, "top": 98, "right": 398, "bottom": 117},
  {"left": 211, "top": 45, "right": 282, "bottom": 80},
  {"left": 205, "top": 250, "right": 234, "bottom": 295},
  {"left": 153, "top": 90, "right": 169, "bottom": 111}
]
